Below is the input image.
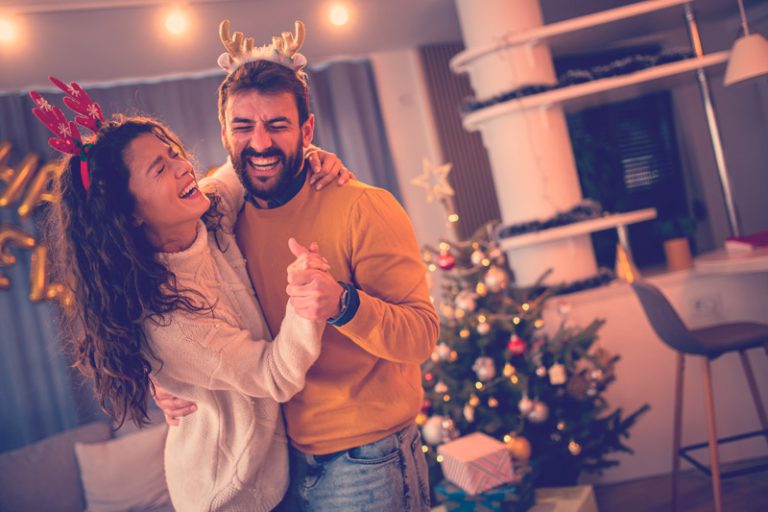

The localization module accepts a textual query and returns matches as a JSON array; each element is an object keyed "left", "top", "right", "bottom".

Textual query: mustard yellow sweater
[{"left": 213, "top": 161, "right": 439, "bottom": 454}]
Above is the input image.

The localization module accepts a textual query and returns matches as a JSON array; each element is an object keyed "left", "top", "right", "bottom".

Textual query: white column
[{"left": 454, "top": 0, "right": 597, "bottom": 286}]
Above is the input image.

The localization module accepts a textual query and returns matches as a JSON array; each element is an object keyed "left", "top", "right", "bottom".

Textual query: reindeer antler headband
[
  {"left": 217, "top": 19, "right": 307, "bottom": 75},
  {"left": 29, "top": 76, "right": 104, "bottom": 192}
]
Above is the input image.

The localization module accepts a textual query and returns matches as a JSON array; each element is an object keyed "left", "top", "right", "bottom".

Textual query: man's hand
[
  {"left": 286, "top": 238, "right": 344, "bottom": 320},
  {"left": 151, "top": 381, "right": 197, "bottom": 426},
  {"left": 305, "top": 147, "right": 356, "bottom": 190}
]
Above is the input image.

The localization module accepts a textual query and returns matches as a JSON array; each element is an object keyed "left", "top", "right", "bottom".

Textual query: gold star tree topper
[{"left": 411, "top": 158, "right": 455, "bottom": 203}]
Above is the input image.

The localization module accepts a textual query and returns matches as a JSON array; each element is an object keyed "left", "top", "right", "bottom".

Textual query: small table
[{"left": 694, "top": 248, "right": 768, "bottom": 275}]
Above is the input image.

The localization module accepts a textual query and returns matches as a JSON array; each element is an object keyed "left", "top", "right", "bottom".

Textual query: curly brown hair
[{"left": 48, "top": 116, "right": 221, "bottom": 428}]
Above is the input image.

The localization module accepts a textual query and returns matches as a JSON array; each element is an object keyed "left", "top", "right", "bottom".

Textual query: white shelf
[
  {"left": 463, "top": 52, "right": 728, "bottom": 130},
  {"left": 498, "top": 208, "right": 657, "bottom": 250},
  {"left": 451, "top": 0, "right": 692, "bottom": 72}
]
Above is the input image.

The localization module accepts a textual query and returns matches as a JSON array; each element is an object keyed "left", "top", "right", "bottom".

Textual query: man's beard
[{"left": 231, "top": 138, "right": 304, "bottom": 201}]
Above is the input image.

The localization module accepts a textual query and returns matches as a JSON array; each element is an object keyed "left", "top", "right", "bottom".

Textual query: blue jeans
[{"left": 275, "top": 423, "right": 430, "bottom": 511}]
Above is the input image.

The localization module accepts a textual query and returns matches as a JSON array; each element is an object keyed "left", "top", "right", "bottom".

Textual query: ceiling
[{"left": 0, "top": 0, "right": 756, "bottom": 94}]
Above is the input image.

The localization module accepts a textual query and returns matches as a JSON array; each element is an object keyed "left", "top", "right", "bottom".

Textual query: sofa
[{"left": 0, "top": 413, "right": 173, "bottom": 512}]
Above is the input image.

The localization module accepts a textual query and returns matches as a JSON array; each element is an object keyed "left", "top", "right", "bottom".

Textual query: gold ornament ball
[
  {"left": 488, "top": 397, "right": 499, "bottom": 408},
  {"left": 505, "top": 434, "right": 532, "bottom": 461},
  {"left": 568, "top": 440, "right": 582, "bottom": 456}
]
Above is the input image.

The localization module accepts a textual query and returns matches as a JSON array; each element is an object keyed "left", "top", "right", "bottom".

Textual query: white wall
[{"left": 369, "top": 49, "right": 454, "bottom": 248}]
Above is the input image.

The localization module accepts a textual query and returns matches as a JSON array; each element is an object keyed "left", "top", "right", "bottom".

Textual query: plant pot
[{"left": 663, "top": 238, "right": 693, "bottom": 271}]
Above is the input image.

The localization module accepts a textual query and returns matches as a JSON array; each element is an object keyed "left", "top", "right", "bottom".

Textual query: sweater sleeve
[
  {"left": 199, "top": 162, "right": 245, "bottom": 232},
  {"left": 336, "top": 188, "right": 439, "bottom": 364},
  {"left": 146, "top": 302, "right": 324, "bottom": 402}
]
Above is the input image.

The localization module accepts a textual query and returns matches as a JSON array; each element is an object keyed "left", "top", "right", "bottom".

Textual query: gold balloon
[
  {"left": 505, "top": 434, "right": 532, "bottom": 462},
  {"left": 18, "top": 161, "right": 59, "bottom": 218},
  {"left": 0, "top": 225, "right": 36, "bottom": 266},
  {"left": 29, "top": 245, "right": 73, "bottom": 307},
  {"left": 0, "top": 153, "right": 39, "bottom": 209}
]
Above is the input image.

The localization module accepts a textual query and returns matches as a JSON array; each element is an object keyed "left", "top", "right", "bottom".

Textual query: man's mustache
[{"left": 240, "top": 147, "right": 285, "bottom": 161}]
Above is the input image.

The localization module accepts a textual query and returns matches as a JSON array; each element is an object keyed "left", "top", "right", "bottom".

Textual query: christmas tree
[{"left": 419, "top": 225, "right": 649, "bottom": 492}]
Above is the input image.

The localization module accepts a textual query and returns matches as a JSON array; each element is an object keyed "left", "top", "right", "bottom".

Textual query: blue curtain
[{"left": 0, "top": 60, "right": 399, "bottom": 451}]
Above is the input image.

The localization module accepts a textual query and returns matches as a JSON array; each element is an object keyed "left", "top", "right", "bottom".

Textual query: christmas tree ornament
[
  {"left": 463, "top": 404, "right": 475, "bottom": 423},
  {"left": 460, "top": 328, "right": 471, "bottom": 339},
  {"left": 534, "top": 318, "right": 545, "bottom": 329},
  {"left": 454, "top": 290, "right": 477, "bottom": 312},
  {"left": 487, "top": 397, "right": 499, "bottom": 408},
  {"left": 470, "top": 249, "right": 486, "bottom": 265},
  {"left": 443, "top": 394, "right": 452, "bottom": 402},
  {"left": 455, "top": 308, "right": 466, "bottom": 320},
  {"left": 415, "top": 413, "right": 427, "bottom": 426},
  {"left": 557, "top": 301, "right": 572, "bottom": 317},
  {"left": 450, "top": 351, "right": 458, "bottom": 362},
  {"left": 504, "top": 434, "right": 532, "bottom": 461},
  {"left": 535, "top": 366, "right": 547, "bottom": 377},
  {"left": 483, "top": 265, "right": 508, "bottom": 293},
  {"left": 518, "top": 396, "right": 534, "bottom": 416},
  {"left": 437, "top": 250, "right": 456, "bottom": 270},
  {"left": 422, "top": 415, "right": 446, "bottom": 445},
  {"left": 477, "top": 320, "right": 491, "bottom": 335},
  {"left": 423, "top": 250, "right": 433, "bottom": 263},
  {"left": 528, "top": 401, "right": 549, "bottom": 423},
  {"left": 475, "top": 283, "right": 488, "bottom": 297},
  {"left": 424, "top": 372, "right": 434, "bottom": 382},
  {"left": 557, "top": 421, "right": 566, "bottom": 431},
  {"left": 434, "top": 381, "right": 449, "bottom": 394},
  {"left": 507, "top": 334, "right": 526, "bottom": 356},
  {"left": 468, "top": 394, "right": 480, "bottom": 407},
  {"left": 503, "top": 363, "right": 515, "bottom": 377},
  {"left": 439, "top": 303, "right": 456, "bottom": 320},
  {"left": 441, "top": 418, "right": 459, "bottom": 442},
  {"left": 472, "top": 356, "right": 496, "bottom": 381},
  {"left": 590, "top": 368, "right": 604, "bottom": 381},
  {"left": 568, "top": 440, "right": 582, "bottom": 456},
  {"left": 435, "top": 342, "right": 452, "bottom": 361},
  {"left": 549, "top": 363, "right": 567, "bottom": 385}
]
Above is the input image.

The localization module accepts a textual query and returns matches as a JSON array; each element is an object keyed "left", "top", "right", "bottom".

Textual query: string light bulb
[
  {"left": 165, "top": 8, "right": 187, "bottom": 35},
  {"left": 0, "top": 17, "right": 16, "bottom": 43},
  {"left": 329, "top": 4, "right": 350, "bottom": 26}
]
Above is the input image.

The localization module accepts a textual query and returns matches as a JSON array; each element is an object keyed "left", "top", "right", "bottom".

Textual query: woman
[{"left": 38, "top": 83, "right": 351, "bottom": 510}]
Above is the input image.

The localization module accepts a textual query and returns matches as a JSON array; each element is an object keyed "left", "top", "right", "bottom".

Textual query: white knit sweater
[{"left": 145, "top": 172, "right": 324, "bottom": 512}]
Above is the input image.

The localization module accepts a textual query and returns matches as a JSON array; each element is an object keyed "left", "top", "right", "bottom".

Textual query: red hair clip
[{"left": 29, "top": 76, "right": 104, "bottom": 192}]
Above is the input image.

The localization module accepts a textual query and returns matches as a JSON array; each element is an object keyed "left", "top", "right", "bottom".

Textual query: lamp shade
[{"left": 724, "top": 33, "right": 768, "bottom": 86}]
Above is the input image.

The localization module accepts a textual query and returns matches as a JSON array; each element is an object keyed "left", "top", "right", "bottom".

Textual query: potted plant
[{"left": 656, "top": 216, "right": 697, "bottom": 271}]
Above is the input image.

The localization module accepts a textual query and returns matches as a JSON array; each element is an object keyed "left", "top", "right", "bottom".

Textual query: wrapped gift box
[
  {"left": 437, "top": 432, "right": 515, "bottom": 494},
  {"left": 434, "top": 480, "right": 534, "bottom": 512}
]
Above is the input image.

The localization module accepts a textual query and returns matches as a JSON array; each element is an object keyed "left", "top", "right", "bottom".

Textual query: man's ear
[{"left": 301, "top": 114, "right": 315, "bottom": 148}]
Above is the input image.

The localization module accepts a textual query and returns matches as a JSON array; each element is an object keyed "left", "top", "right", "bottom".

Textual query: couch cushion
[
  {"left": 75, "top": 423, "right": 171, "bottom": 512},
  {"left": 0, "top": 421, "right": 111, "bottom": 512}
]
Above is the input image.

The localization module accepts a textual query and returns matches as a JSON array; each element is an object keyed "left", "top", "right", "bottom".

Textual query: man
[{"left": 156, "top": 20, "right": 438, "bottom": 511}]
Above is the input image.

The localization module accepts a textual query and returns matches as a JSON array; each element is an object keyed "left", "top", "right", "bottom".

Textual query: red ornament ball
[
  {"left": 437, "top": 251, "right": 456, "bottom": 270},
  {"left": 507, "top": 335, "right": 526, "bottom": 356}
]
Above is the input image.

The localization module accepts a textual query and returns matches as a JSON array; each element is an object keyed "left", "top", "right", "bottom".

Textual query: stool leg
[
  {"left": 702, "top": 358, "right": 723, "bottom": 512},
  {"left": 671, "top": 352, "right": 684, "bottom": 512},
  {"left": 739, "top": 350, "right": 768, "bottom": 446}
]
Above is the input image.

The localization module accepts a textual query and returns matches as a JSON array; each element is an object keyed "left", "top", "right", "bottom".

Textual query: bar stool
[{"left": 630, "top": 280, "right": 768, "bottom": 512}]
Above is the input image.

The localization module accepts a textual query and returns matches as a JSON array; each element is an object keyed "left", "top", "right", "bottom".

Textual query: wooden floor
[{"left": 594, "top": 458, "right": 768, "bottom": 512}]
